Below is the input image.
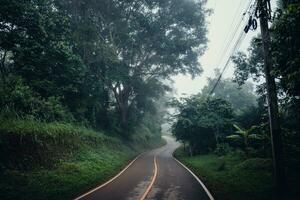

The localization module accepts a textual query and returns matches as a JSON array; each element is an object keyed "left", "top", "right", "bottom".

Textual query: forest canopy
[{"left": 0, "top": 0, "right": 209, "bottom": 136}]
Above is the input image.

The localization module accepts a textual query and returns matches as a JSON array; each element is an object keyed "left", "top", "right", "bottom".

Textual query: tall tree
[
  {"left": 57, "top": 0, "right": 209, "bottom": 133},
  {"left": 172, "top": 96, "right": 234, "bottom": 155},
  {"left": 0, "top": 0, "right": 88, "bottom": 121}
]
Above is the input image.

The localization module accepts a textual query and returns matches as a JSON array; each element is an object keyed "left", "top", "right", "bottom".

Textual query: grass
[
  {"left": 174, "top": 147, "right": 275, "bottom": 200},
  {"left": 1, "top": 148, "right": 133, "bottom": 200},
  {"left": 0, "top": 118, "right": 163, "bottom": 200}
]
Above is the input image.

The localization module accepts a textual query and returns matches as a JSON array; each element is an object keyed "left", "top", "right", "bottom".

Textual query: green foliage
[
  {"left": 214, "top": 143, "right": 233, "bottom": 156},
  {"left": 202, "top": 71, "right": 258, "bottom": 112},
  {"left": 174, "top": 147, "right": 274, "bottom": 200},
  {"left": 236, "top": 158, "right": 272, "bottom": 171},
  {"left": 272, "top": 2, "right": 300, "bottom": 96},
  {"left": 232, "top": 1, "right": 300, "bottom": 97},
  {"left": 172, "top": 95, "right": 234, "bottom": 154},
  {"left": 231, "top": 0, "right": 300, "bottom": 184},
  {"left": 178, "top": 145, "right": 298, "bottom": 199},
  {"left": 0, "top": 0, "right": 209, "bottom": 135},
  {"left": 0, "top": 76, "right": 74, "bottom": 122},
  {"left": 231, "top": 38, "right": 264, "bottom": 86},
  {"left": 0, "top": 118, "right": 111, "bottom": 169},
  {"left": 0, "top": 118, "right": 163, "bottom": 200},
  {"left": 52, "top": 0, "right": 209, "bottom": 133},
  {"left": 227, "top": 124, "right": 265, "bottom": 150},
  {"left": 0, "top": 143, "right": 134, "bottom": 200}
]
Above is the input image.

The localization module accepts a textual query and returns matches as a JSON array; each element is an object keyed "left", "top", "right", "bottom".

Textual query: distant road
[{"left": 75, "top": 135, "right": 212, "bottom": 200}]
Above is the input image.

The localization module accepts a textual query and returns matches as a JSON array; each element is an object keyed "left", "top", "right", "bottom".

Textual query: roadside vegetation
[
  {"left": 175, "top": 148, "right": 274, "bottom": 200},
  {"left": 0, "top": 116, "right": 164, "bottom": 200},
  {"left": 1, "top": 0, "right": 299, "bottom": 199},
  {"left": 172, "top": 1, "right": 300, "bottom": 199},
  {"left": 0, "top": 0, "right": 208, "bottom": 199}
]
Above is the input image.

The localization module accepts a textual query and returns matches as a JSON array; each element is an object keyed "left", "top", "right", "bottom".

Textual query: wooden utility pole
[{"left": 257, "top": 0, "right": 285, "bottom": 197}]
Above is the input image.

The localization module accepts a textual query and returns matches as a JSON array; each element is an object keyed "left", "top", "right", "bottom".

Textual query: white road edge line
[
  {"left": 74, "top": 153, "right": 143, "bottom": 200},
  {"left": 172, "top": 155, "right": 215, "bottom": 200}
]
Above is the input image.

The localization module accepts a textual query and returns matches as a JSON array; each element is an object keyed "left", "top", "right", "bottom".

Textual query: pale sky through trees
[{"left": 172, "top": 0, "right": 267, "bottom": 97}]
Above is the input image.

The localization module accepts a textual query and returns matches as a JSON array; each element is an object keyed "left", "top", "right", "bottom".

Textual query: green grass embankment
[
  {"left": 174, "top": 147, "right": 275, "bottom": 200},
  {"left": 0, "top": 119, "right": 163, "bottom": 200}
]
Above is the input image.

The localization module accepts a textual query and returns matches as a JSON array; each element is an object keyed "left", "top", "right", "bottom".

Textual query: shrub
[
  {"left": 0, "top": 76, "right": 74, "bottom": 122},
  {"left": 236, "top": 158, "right": 272, "bottom": 170},
  {"left": 214, "top": 143, "right": 233, "bottom": 156},
  {"left": 0, "top": 119, "right": 116, "bottom": 170}
]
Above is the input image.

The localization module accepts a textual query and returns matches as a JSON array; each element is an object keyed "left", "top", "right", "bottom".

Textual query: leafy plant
[
  {"left": 172, "top": 96, "right": 234, "bottom": 155},
  {"left": 227, "top": 124, "right": 264, "bottom": 151}
]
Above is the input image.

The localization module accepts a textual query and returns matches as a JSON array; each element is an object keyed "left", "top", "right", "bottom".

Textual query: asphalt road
[{"left": 75, "top": 135, "right": 211, "bottom": 200}]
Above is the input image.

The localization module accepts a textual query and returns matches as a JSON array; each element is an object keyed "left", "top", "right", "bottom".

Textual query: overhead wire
[
  {"left": 214, "top": 0, "right": 254, "bottom": 70},
  {"left": 208, "top": 0, "right": 256, "bottom": 96},
  {"left": 213, "top": 0, "right": 245, "bottom": 68},
  {"left": 209, "top": 29, "right": 246, "bottom": 95}
]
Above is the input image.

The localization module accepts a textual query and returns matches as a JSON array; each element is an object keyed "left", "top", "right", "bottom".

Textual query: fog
[{"left": 172, "top": 0, "right": 273, "bottom": 97}]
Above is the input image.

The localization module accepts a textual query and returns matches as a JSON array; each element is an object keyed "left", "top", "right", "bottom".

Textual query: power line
[
  {"left": 209, "top": 27, "right": 246, "bottom": 95},
  {"left": 213, "top": 0, "right": 243, "bottom": 68},
  {"left": 214, "top": 0, "right": 253, "bottom": 70},
  {"left": 208, "top": 0, "right": 256, "bottom": 96}
]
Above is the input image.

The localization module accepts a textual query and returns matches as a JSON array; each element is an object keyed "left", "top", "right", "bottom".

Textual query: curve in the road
[{"left": 74, "top": 135, "right": 214, "bottom": 200}]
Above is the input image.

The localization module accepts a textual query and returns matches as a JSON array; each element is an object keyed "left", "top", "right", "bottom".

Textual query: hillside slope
[{"left": 0, "top": 119, "right": 163, "bottom": 200}]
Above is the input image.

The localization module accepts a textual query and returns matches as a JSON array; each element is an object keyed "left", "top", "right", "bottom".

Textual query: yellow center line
[{"left": 139, "top": 155, "right": 158, "bottom": 200}]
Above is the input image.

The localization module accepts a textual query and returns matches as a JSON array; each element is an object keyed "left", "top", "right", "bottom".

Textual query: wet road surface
[{"left": 75, "top": 135, "right": 211, "bottom": 200}]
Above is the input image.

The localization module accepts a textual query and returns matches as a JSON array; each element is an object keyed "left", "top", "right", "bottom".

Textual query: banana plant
[{"left": 227, "top": 124, "right": 264, "bottom": 150}]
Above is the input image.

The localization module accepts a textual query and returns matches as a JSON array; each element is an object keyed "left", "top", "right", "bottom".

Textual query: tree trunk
[
  {"left": 0, "top": 50, "right": 7, "bottom": 84},
  {"left": 214, "top": 126, "right": 220, "bottom": 145},
  {"left": 189, "top": 145, "right": 193, "bottom": 157},
  {"left": 120, "top": 103, "right": 129, "bottom": 132},
  {"left": 111, "top": 83, "right": 131, "bottom": 135}
]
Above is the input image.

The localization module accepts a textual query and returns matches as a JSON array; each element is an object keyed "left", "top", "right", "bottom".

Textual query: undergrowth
[
  {"left": 0, "top": 118, "right": 163, "bottom": 200},
  {"left": 174, "top": 147, "right": 275, "bottom": 200}
]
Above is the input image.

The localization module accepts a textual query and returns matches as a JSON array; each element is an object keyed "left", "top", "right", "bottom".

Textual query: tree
[
  {"left": 272, "top": 2, "right": 300, "bottom": 96},
  {"left": 0, "top": 0, "right": 87, "bottom": 121},
  {"left": 56, "top": 0, "right": 209, "bottom": 134},
  {"left": 1, "top": 0, "right": 209, "bottom": 137},
  {"left": 232, "top": 1, "right": 300, "bottom": 195},
  {"left": 172, "top": 95, "right": 234, "bottom": 155},
  {"left": 202, "top": 70, "right": 257, "bottom": 113},
  {"left": 232, "top": 1, "right": 300, "bottom": 97},
  {"left": 227, "top": 124, "right": 264, "bottom": 151}
]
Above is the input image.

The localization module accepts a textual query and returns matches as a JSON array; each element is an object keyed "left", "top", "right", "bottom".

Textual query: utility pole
[{"left": 257, "top": 0, "right": 285, "bottom": 197}]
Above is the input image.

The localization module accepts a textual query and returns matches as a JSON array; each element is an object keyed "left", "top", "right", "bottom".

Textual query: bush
[
  {"left": 174, "top": 148, "right": 274, "bottom": 200},
  {"left": 0, "top": 76, "right": 74, "bottom": 122},
  {"left": 0, "top": 118, "right": 116, "bottom": 170},
  {"left": 214, "top": 143, "right": 233, "bottom": 156},
  {"left": 236, "top": 158, "right": 272, "bottom": 171}
]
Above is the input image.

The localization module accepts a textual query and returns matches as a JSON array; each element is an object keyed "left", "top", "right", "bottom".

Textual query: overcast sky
[{"left": 172, "top": 0, "right": 262, "bottom": 97}]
